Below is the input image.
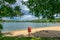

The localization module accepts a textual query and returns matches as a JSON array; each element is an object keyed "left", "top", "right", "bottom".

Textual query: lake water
[{"left": 1, "top": 22, "right": 60, "bottom": 32}]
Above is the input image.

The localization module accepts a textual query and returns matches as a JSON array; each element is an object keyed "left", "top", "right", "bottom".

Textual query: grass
[
  {"left": 0, "top": 34, "right": 60, "bottom": 40},
  {"left": 0, "top": 36, "right": 60, "bottom": 40},
  {"left": 0, "top": 18, "right": 60, "bottom": 23}
]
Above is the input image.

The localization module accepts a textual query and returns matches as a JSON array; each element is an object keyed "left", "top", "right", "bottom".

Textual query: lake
[{"left": 2, "top": 22, "right": 60, "bottom": 32}]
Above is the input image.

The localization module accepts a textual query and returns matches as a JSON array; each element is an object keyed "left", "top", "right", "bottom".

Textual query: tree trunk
[{"left": 0, "top": 30, "right": 1, "bottom": 34}]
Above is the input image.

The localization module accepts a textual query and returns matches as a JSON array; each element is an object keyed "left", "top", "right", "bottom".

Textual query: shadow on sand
[
  {"left": 31, "top": 30, "right": 60, "bottom": 37},
  {"left": 2, "top": 30, "right": 60, "bottom": 37}
]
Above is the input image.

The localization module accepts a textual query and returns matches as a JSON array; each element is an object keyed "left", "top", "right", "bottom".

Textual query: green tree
[
  {"left": 0, "top": 0, "right": 22, "bottom": 33},
  {"left": 23, "top": 0, "right": 60, "bottom": 20},
  {"left": 0, "top": 0, "right": 22, "bottom": 17},
  {"left": 14, "top": 6, "right": 23, "bottom": 17},
  {"left": 3, "top": 0, "right": 16, "bottom": 4}
]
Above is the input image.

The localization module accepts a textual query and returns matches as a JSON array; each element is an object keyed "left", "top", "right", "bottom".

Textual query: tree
[
  {"left": 0, "top": 0, "right": 23, "bottom": 18},
  {"left": 0, "top": 5, "right": 13, "bottom": 17},
  {"left": 23, "top": 0, "right": 60, "bottom": 20},
  {"left": 0, "top": 0, "right": 22, "bottom": 33},
  {"left": 3, "top": 0, "right": 16, "bottom": 4},
  {"left": 0, "top": 24, "right": 3, "bottom": 34},
  {"left": 14, "top": 6, "right": 23, "bottom": 17}
]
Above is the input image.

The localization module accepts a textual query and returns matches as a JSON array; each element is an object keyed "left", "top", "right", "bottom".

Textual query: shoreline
[{"left": 3, "top": 26, "right": 60, "bottom": 36}]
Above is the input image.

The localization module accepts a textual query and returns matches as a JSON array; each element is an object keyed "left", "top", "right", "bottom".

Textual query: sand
[{"left": 3, "top": 26, "right": 60, "bottom": 37}]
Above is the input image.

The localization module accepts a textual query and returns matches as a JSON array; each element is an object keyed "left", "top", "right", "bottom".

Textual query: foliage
[
  {"left": 23, "top": 0, "right": 60, "bottom": 19},
  {"left": 0, "top": 36, "right": 60, "bottom": 40},
  {"left": 14, "top": 6, "right": 23, "bottom": 17},
  {"left": 1, "top": 18, "right": 60, "bottom": 23},
  {"left": 0, "top": 5, "right": 13, "bottom": 17},
  {"left": 3, "top": 0, "right": 16, "bottom": 4},
  {"left": 0, "top": 0, "right": 22, "bottom": 18},
  {"left": 0, "top": 0, "right": 23, "bottom": 33}
]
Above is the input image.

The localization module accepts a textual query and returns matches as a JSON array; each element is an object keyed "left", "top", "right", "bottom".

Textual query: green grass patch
[
  {"left": 1, "top": 18, "right": 60, "bottom": 23},
  {"left": 0, "top": 36, "right": 60, "bottom": 40}
]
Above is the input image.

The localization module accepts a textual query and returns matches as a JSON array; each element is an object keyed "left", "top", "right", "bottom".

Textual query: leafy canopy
[
  {"left": 3, "top": 0, "right": 16, "bottom": 4},
  {"left": 0, "top": 0, "right": 22, "bottom": 18},
  {"left": 24, "top": 0, "right": 60, "bottom": 19}
]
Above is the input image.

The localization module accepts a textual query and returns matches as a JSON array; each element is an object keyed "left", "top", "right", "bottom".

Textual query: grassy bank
[
  {"left": 0, "top": 36, "right": 60, "bottom": 40},
  {"left": 0, "top": 18, "right": 60, "bottom": 23}
]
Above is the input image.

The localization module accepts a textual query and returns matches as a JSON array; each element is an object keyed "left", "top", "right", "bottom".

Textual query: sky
[
  {"left": 11, "top": 0, "right": 29, "bottom": 12},
  {"left": 2, "top": 15, "right": 38, "bottom": 21},
  {"left": 2, "top": 0, "right": 39, "bottom": 21},
  {"left": 11, "top": 0, "right": 31, "bottom": 14}
]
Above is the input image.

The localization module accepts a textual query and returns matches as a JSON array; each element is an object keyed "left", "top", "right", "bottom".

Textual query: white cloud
[
  {"left": 20, "top": 4, "right": 29, "bottom": 11},
  {"left": 23, "top": 0, "right": 28, "bottom": 2},
  {"left": 11, "top": 0, "right": 29, "bottom": 11},
  {"left": 2, "top": 15, "right": 38, "bottom": 21},
  {"left": 21, "top": 15, "right": 38, "bottom": 20},
  {"left": 16, "top": 0, "right": 29, "bottom": 11}
]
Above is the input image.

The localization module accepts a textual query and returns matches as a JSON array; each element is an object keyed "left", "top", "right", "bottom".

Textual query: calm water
[{"left": 1, "top": 22, "right": 60, "bottom": 32}]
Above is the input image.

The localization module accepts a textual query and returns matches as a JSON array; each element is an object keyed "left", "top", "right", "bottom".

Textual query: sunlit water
[{"left": 1, "top": 22, "right": 60, "bottom": 32}]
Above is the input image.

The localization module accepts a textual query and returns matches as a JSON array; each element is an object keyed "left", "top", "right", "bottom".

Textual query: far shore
[{"left": 3, "top": 26, "right": 60, "bottom": 37}]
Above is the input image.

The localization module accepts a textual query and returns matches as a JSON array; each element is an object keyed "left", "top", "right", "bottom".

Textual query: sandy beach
[{"left": 3, "top": 26, "right": 60, "bottom": 37}]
